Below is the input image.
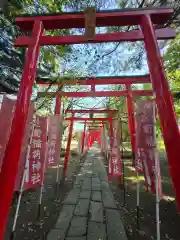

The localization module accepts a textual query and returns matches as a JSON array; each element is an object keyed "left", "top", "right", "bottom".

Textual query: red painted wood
[
  {"left": 0, "top": 20, "right": 43, "bottom": 238},
  {"left": 15, "top": 28, "right": 175, "bottom": 46},
  {"left": 83, "top": 121, "right": 104, "bottom": 124},
  {"left": 102, "top": 123, "right": 106, "bottom": 154},
  {"left": 36, "top": 75, "right": 151, "bottom": 86},
  {"left": 38, "top": 90, "right": 153, "bottom": 98},
  {"left": 91, "top": 84, "right": 95, "bottom": 92},
  {"left": 64, "top": 115, "right": 74, "bottom": 176},
  {"left": 55, "top": 94, "right": 61, "bottom": 115},
  {"left": 141, "top": 15, "right": 180, "bottom": 211},
  {"left": 65, "top": 109, "right": 118, "bottom": 114},
  {"left": 126, "top": 84, "right": 136, "bottom": 155},
  {"left": 65, "top": 117, "right": 116, "bottom": 121},
  {"left": 81, "top": 121, "right": 87, "bottom": 154},
  {"left": 16, "top": 8, "right": 172, "bottom": 31},
  {"left": 109, "top": 119, "right": 114, "bottom": 177}
]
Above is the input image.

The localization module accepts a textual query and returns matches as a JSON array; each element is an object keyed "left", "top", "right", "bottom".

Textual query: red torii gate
[
  {"left": 65, "top": 109, "right": 118, "bottom": 155},
  {"left": 39, "top": 77, "right": 149, "bottom": 162},
  {"left": 87, "top": 125, "right": 108, "bottom": 154},
  {"left": 38, "top": 89, "right": 153, "bottom": 98},
  {"left": 15, "top": 28, "right": 175, "bottom": 46},
  {"left": 78, "top": 120, "right": 113, "bottom": 157},
  {"left": 48, "top": 87, "right": 143, "bottom": 163},
  {"left": 38, "top": 76, "right": 150, "bottom": 161},
  {"left": 36, "top": 75, "right": 152, "bottom": 85},
  {"left": 64, "top": 109, "right": 118, "bottom": 176},
  {"left": 0, "top": 7, "right": 179, "bottom": 238},
  {"left": 65, "top": 109, "right": 118, "bottom": 114}
]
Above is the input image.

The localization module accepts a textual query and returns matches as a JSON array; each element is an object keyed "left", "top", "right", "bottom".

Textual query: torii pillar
[
  {"left": 141, "top": 15, "right": 180, "bottom": 210},
  {"left": 81, "top": 120, "right": 87, "bottom": 154},
  {"left": 63, "top": 113, "right": 74, "bottom": 177},
  {"left": 125, "top": 84, "right": 136, "bottom": 166},
  {"left": 0, "top": 21, "right": 44, "bottom": 237},
  {"left": 55, "top": 93, "right": 62, "bottom": 115}
]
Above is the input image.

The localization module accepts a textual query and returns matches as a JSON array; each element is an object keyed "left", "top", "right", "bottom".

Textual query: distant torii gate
[
  {"left": 39, "top": 77, "right": 149, "bottom": 162},
  {"left": 41, "top": 85, "right": 151, "bottom": 162},
  {"left": 63, "top": 110, "right": 118, "bottom": 176},
  {"left": 0, "top": 7, "right": 180, "bottom": 238}
]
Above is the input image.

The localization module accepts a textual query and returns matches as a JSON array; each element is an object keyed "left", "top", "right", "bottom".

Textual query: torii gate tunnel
[
  {"left": 63, "top": 111, "right": 117, "bottom": 176},
  {"left": 0, "top": 7, "right": 180, "bottom": 238},
  {"left": 39, "top": 77, "right": 149, "bottom": 164}
]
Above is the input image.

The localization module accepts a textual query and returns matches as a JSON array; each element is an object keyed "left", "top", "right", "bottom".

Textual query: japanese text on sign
[
  {"left": 24, "top": 116, "right": 47, "bottom": 190},
  {"left": 47, "top": 116, "right": 62, "bottom": 166}
]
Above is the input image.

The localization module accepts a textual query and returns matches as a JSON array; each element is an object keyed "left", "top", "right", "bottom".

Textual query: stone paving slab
[
  {"left": 55, "top": 205, "right": 75, "bottom": 229},
  {"left": 68, "top": 216, "right": 87, "bottom": 237},
  {"left": 100, "top": 181, "right": 109, "bottom": 191},
  {"left": 74, "top": 199, "right": 90, "bottom": 216},
  {"left": 87, "top": 222, "right": 106, "bottom": 240},
  {"left": 106, "top": 209, "right": 128, "bottom": 240},
  {"left": 48, "top": 147, "right": 127, "bottom": 240},
  {"left": 82, "top": 178, "right": 91, "bottom": 190},
  {"left": 91, "top": 183, "right": 101, "bottom": 191},
  {"left": 84, "top": 173, "right": 93, "bottom": 178},
  {"left": 79, "top": 190, "right": 91, "bottom": 199},
  {"left": 92, "top": 178, "right": 100, "bottom": 185},
  {"left": 64, "top": 188, "right": 81, "bottom": 205},
  {"left": 102, "top": 189, "right": 117, "bottom": 209},
  {"left": 47, "top": 229, "right": 66, "bottom": 240},
  {"left": 91, "top": 173, "right": 99, "bottom": 178},
  {"left": 74, "top": 184, "right": 82, "bottom": 189},
  {"left": 89, "top": 201, "right": 104, "bottom": 223},
  {"left": 99, "top": 173, "right": 108, "bottom": 181},
  {"left": 91, "top": 191, "right": 102, "bottom": 202},
  {"left": 66, "top": 237, "right": 86, "bottom": 240},
  {"left": 74, "top": 175, "right": 84, "bottom": 185}
]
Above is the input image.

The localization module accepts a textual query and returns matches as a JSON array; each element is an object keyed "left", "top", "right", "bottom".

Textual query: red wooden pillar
[
  {"left": 109, "top": 119, "right": 114, "bottom": 150},
  {"left": 91, "top": 84, "right": 95, "bottom": 92},
  {"left": 102, "top": 123, "right": 106, "bottom": 154},
  {"left": 55, "top": 94, "right": 62, "bottom": 115},
  {"left": 109, "top": 119, "right": 114, "bottom": 176},
  {"left": 0, "top": 20, "right": 43, "bottom": 238},
  {"left": 63, "top": 114, "right": 74, "bottom": 176},
  {"left": 81, "top": 120, "right": 87, "bottom": 154},
  {"left": 126, "top": 84, "right": 136, "bottom": 166},
  {"left": 141, "top": 15, "right": 180, "bottom": 210}
]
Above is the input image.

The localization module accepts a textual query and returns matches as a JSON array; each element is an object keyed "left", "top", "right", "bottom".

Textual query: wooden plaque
[{"left": 84, "top": 7, "right": 96, "bottom": 40}]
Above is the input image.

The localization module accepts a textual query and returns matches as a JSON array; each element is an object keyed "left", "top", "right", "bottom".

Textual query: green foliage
[
  {"left": 164, "top": 34, "right": 180, "bottom": 72},
  {"left": 0, "top": 0, "right": 73, "bottom": 111},
  {"left": 164, "top": 34, "right": 180, "bottom": 118},
  {"left": 1, "top": 0, "right": 180, "bottom": 118}
]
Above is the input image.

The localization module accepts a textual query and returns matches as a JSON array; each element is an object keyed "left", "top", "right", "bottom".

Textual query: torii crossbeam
[
  {"left": 65, "top": 109, "right": 118, "bottom": 114},
  {"left": 36, "top": 75, "right": 151, "bottom": 85},
  {"left": 15, "top": 28, "right": 175, "bottom": 46},
  {"left": 38, "top": 90, "right": 153, "bottom": 98}
]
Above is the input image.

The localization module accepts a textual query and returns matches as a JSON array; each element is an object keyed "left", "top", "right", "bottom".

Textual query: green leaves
[
  {"left": 164, "top": 34, "right": 180, "bottom": 72},
  {"left": 163, "top": 33, "right": 180, "bottom": 118},
  {"left": 0, "top": 0, "right": 73, "bottom": 95}
]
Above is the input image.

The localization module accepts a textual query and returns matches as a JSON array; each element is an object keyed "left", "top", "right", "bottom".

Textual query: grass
[{"left": 158, "top": 140, "right": 165, "bottom": 150}]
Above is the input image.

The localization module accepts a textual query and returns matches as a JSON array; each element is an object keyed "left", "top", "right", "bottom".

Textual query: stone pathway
[{"left": 47, "top": 147, "right": 128, "bottom": 240}]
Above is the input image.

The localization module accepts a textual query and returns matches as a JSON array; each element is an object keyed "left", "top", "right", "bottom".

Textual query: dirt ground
[
  {"left": 5, "top": 147, "right": 84, "bottom": 240},
  {"left": 107, "top": 150, "right": 180, "bottom": 240}
]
